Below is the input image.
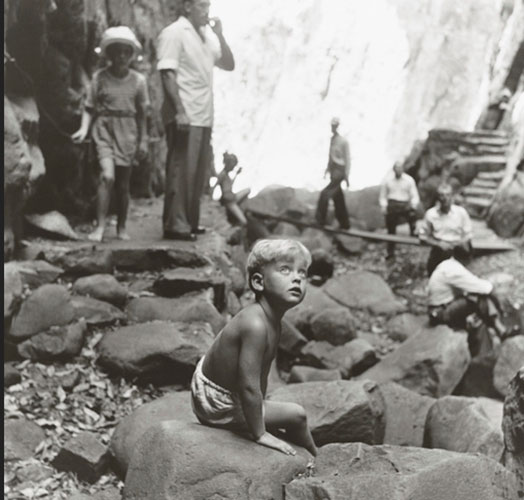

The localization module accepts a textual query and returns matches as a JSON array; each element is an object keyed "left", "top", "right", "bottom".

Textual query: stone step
[
  {"left": 465, "top": 196, "right": 493, "bottom": 209},
  {"left": 455, "top": 156, "right": 507, "bottom": 172},
  {"left": 477, "top": 170, "right": 506, "bottom": 181},
  {"left": 463, "top": 186, "right": 496, "bottom": 199},
  {"left": 470, "top": 178, "right": 500, "bottom": 189}
]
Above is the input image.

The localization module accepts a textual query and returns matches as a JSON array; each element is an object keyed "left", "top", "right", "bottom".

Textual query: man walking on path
[
  {"left": 315, "top": 117, "right": 351, "bottom": 230},
  {"left": 419, "top": 183, "right": 473, "bottom": 276},
  {"left": 157, "top": 0, "right": 234, "bottom": 241},
  {"left": 379, "top": 161, "right": 420, "bottom": 259}
]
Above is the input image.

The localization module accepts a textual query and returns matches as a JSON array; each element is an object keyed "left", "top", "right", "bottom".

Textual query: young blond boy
[{"left": 191, "top": 239, "right": 317, "bottom": 456}]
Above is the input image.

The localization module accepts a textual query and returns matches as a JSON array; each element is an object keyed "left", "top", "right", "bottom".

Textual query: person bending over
[
  {"left": 427, "top": 245, "right": 507, "bottom": 339},
  {"left": 191, "top": 239, "right": 318, "bottom": 457}
]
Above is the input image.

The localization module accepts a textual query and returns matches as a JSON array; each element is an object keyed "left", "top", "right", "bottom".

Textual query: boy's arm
[
  {"left": 237, "top": 319, "right": 296, "bottom": 455},
  {"left": 72, "top": 109, "right": 93, "bottom": 143}
]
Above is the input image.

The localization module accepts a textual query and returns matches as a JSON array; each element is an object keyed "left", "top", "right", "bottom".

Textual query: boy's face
[
  {"left": 106, "top": 43, "right": 134, "bottom": 69},
  {"left": 256, "top": 256, "right": 308, "bottom": 307}
]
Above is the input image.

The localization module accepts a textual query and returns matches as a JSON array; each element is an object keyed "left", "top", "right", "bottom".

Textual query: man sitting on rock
[
  {"left": 427, "top": 244, "right": 507, "bottom": 340},
  {"left": 419, "top": 183, "right": 473, "bottom": 276},
  {"left": 191, "top": 239, "right": 318, "bottom": 457}
]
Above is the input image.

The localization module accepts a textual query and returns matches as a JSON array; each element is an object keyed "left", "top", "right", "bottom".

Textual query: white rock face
[{"left": 211, "top": 0, "right": 523, "bottom": 192}]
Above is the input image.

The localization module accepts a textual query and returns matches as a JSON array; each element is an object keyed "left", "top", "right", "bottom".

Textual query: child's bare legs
[
  {"left": 264, "top": 400, "right": 318, "bottom": 456},
  {"left": 235, "top": 188, "right": 251, "bottom": 205},
  {"left": 226, "top": 202, "right": 248, "bottom": 226},
  {"left": 115, "top": 165, "right": 132, "bottom": 240},
  {"left": 89, "top": 158, "right": 114, "bottom": 242}
]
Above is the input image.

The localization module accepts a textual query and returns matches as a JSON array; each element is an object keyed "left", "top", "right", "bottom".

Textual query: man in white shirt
[
  {"left": 427, "top": 245, "right": 506, "bottom": 339},
  {"left": 379, "top": 162, "right": 420, "bottom": 259},
  {"left": 315, "top": 117, "right": 351, "bottom": 230},
  {"left": 419, "top": 183, "right": 473, "bottom": 276},
  {"left": 157, "top": 0, "right": 234, "bottom": 240}
]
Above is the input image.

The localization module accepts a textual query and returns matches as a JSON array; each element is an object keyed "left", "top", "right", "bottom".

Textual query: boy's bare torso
[{"left": 201, "top": 303, "right": 279, "bottom": 396}]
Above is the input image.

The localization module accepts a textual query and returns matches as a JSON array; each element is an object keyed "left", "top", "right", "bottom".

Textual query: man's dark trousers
[
  {"left": 315, "top": 166, "right": 350, "bottom": 229},
  {"left": 385, "top": 200, "right": 417, "bottom": 257},
  {"left": 163, "top": 124, "right": 212, "bottom": 234}
]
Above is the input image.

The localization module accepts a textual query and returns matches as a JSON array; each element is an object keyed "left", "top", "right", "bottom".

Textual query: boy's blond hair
[{"left": 246, "top": 239, "right": 311, "bottom": 292}]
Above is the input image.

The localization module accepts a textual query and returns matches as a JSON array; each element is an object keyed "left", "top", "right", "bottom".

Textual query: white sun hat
[{"left": 100, "top": 26, "right": 142, "bottom": 57}]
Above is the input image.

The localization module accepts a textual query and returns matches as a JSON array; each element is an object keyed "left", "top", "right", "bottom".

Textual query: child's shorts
[{"left": 191, "top": 357, "right": 248, "bottom": 430}]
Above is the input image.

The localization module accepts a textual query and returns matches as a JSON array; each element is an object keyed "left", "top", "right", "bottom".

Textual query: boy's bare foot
[
  {"left": 256, "top": 432, "right": 296, "bottom": 456},
  {"left": 87, "top": 227, "right": 104, "bottom": 242},
  {"left": 117, "top": 230, "right": 130, "bottom": 241}
]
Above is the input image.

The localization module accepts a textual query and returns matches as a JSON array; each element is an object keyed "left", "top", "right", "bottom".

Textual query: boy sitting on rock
[{"left": 191, "top": 239, "right": 318, "bottom": 457}]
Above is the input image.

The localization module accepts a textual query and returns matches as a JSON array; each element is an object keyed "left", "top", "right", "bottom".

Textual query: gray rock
[
  {"left": 226, "top": 265, "right": 246, "bottom": 296},
  {"left": 9, "top": 284, "right": 75, "bottom": 340},
  {"left": 52, "top": 431, "right": 110, "bottom": 484},
  {"left": 308, "top": 248, "right": 334, "bottom": 281},
  {"left": 15, "top": 461, "right": 53, "bottom": 487},
  {"left": 97, "top": 321, "right": 214, "bottom": 384},
  {"left": 454, "top": 350, "right": 500, "bottom": 398},
  {"left": 379, "top": 382, "right": 435, "bottom": 447},
  {"left": 4, "top": 262, "right": 23, "bottom": 320},
  {"left": 25, "top": 211, "right": 79, "bottom": 240},
  {"left": 288, "top": 366, "right": 342, "bottom": 383},
  {"left": 488, "top": 172, "right": 524, "bottom": 238},
  {"left": 333, "top": 233, "right": 363, "bottom": 254},
  {"left": 310, "top": 307, "right": 357, "bottom": 346},
  {"left": 110, "top": 391, "right": 195, "bottom": 476},
  {"left": 246, "top": 185, "right": 310, "bottom": 220},
  {"left": 126, "top": 293, "right": 225, "bottom": 335},
  {"left": 5, "top": 260, "right": 63, "bottom": 289},
  {"left": 153, "top": 266, "right": 227, "bottom": 310},
  {"left": 226, "top": 290, "right": 242, "bottom": 316},
  {"left": 424, "top": 396, "right": 504, "bottom": 461},
  {"left": 46, "top": 247, "right": 114, "bottom": 276},
  {"left": 359, "top": 325, "right": 470, "bottom": 397},
  {"left": 502, "top": 368, "right": 524, "bottom": 494},
  {"left": 123, "top": 419, "right": 310, "bottom": 500},
  {"left": 273, "top": 221, "right": 301, "bottom": 237},
  {"left": 72, "top": 295, "right": 126, "bottom": 326},
  {"left": 299, "top": 227, "right": 334, "bottom": 253},
  {"left": 4, "top": 363, "right": 22, "bottom": 388},
  {"left": 386, "top": 313, "right": 428, "bottom": 342},
  {"left": 268, "top": 380, "right": 385, "bottom": 446},
  {"left": 493, "top": 335, "right": 524, "bottom": 397},
  {"left": 301, "top": 338, "right": 377, "bottom": 378},
  {"left": 4, "top": 418, "right": 45, "bottom": 461},
  {"left": 324, "top": 271, "right": 405, "bottom": 315},
  {"left": 72, "top": 274, "right": 127, "bottom": 307},
  {"left": 17, "top": 319, "right": 87, "bottom": 361},
  {"left": 284, "top": 285, "right": 340, "bottom": 338},
  {"left": 285, "top": 442, "right": 518, "bottom": 500},
  {"left": 280, "top": 319, "right": 308, "bottom": 356}
]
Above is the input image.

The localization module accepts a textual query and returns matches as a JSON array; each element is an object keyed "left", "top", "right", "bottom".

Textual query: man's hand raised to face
[{"left": 209, "top": 17, "right": 223, "bottom": 36}]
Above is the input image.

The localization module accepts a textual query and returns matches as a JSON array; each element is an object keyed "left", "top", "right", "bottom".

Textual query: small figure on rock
[
  {"left": 315, "top": 117, "right": 351, "bottom": 230},
  {"left": 212, "top": 151, "right": 251, "bottom": 226},
  {"left": 191, "top": 239, "right": 318, "bottom": 457},
  {"left": 419, "top": 183, "right": 473, "bottom": 276},
  {"left": 427, "top": 244, "right": 507, "bottom": 345},
  {"left": 72, "top": 26, "right": 150, "bottom": 242},
  {"left": 379, "top": 160, "right": 420, "bottom": 259}
]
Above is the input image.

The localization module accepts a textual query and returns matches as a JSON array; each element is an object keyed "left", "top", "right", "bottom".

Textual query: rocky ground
[{"left": 4, "top": 191, "right": 524, "bottom": 500}]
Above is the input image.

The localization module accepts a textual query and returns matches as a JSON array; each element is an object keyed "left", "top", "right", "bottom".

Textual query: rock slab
[
  {"left": 73, "top": 274, "right": 127, "bottom": 307},
  {"left": 123, "top": 420, "right": 310, "bottom": 500},
  {"left": 4, "top": 418, "right": 45, "bottom": 461},
  {"left": 493, "top": 335, "right": 524, "bottom": 397}
]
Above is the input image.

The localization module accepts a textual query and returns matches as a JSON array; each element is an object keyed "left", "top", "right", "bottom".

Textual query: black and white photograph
[{"left": 4, "top": 0, "right": 524, "bottom": 498}]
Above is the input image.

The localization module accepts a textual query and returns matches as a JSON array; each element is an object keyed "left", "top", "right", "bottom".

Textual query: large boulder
[
  {"left": 358, "top": 326, "right": 470, "bottom": 397},
  {"left": 279, "top": 319, "right": 308, "bottom": 357},
  {"left": 44, "top": 247, "right": 114, "bottom": 276},
  {"left": 9, "top": 284, "right": 75, "bottom": 340},
  {"left": 17, "top": 319, "right": 87, "bottom": 361},
  {"left": 323, "top": 271, "right": 405, "bottom": 315},
  {"left": 268, "top": 380, "right": 385, "bottom": 446},
  {"left": 344, "top": 186, "right": 384, "bottom": 231},
  {"left": 298, "top": 228, "right": 334, "bottom": 254},
  {"left": 285, "top": 443, "right": 518, "bottom": 500},
  {"left": 126, "top": 293, "right": 225, "bottom": 335},
  {"left": 488, "top": 171, "right": 524, "bottom": 237},
  {"left": 378, "top": 382, "right": 435, "bottom": 447},
  {"left": 97, "top": 321, "right": 214, "bottom": 384},
  {"left": 502, "top": 368, "right": 524, "bottom": 495},
  {"left": 424, "top": 396, "right": 504, "bottom": 461},
  {"left": 25, "top": 211, "right": 79, "bottom": 240},
  {"left": 71, "top": 295, "right": 126, "bottom": 326},
  {"left": 493, "top": 335, "right": 524, "bottom": 397},
  {"left": 284, "top": 285, "right": 340, "bottom": 338},
  {"left": 310, "top": 307, "right": 357, "bottom": 345},
  {"left": 301, "top": 339, "right": 377, "bottom": 378},
  {"left": 385, "top": 313, "right": 428, "bottom": 342},
  {"left": 246, "top": 185, "right": 310, "bottom": 220},
  {"left": 72, "top": 274, "right": 127, "bottom": 307},
  {"left": 123, "top": 420, "right": 311, "bottom": 500},
  {"left": 110, "top": 392, "right": 196, "bottom": 476}
]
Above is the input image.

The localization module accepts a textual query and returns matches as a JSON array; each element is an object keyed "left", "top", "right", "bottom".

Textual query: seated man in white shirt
[
  {"left": 379, "top": 161, "right": 420, "bottom": 259},
  {"left": 419, "top": 183, "right": 473, "bottom": 276},
  {"left": 427, "top": 245, "right": 506, "bottom": 339}
]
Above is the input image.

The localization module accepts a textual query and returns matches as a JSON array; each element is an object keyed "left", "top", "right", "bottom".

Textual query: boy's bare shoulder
[{"left": 231, "top": 305, "right": 268, "bottom": 338}]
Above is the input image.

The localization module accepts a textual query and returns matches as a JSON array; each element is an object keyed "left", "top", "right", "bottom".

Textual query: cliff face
[{"left": 212, "top": 0, "right": 524, "bottom": 192}]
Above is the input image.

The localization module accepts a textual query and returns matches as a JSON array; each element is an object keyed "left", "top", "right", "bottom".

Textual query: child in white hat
[{"left": 72, "top": 26, "right": 150, "bottom": 242}]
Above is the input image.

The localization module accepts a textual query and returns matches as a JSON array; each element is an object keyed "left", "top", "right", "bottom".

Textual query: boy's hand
[
  {"left": 256, "top": 432, "right": 296, "bottom": 456},
  {"left": 71, "top": 128, "right": 87, "bottom": 143},
  {"left": 137, "top": 139, "right": 148, "bottom": 161}
]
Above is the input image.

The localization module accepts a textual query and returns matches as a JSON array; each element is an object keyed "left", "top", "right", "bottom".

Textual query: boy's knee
[{"left": 291, "top": 404, "right": 308, "bottom": 425}]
